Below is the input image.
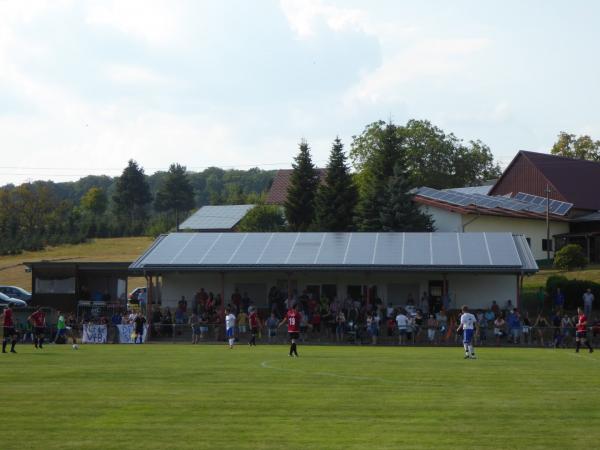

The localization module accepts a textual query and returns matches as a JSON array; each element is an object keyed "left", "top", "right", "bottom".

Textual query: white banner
[
  {"left": 82, "top": 324, "right": 107, "bottom": 344},
  {"left": 117, "top": 324, "right": 148, "bottom": 344}
]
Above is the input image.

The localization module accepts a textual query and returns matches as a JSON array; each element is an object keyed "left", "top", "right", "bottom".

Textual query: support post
[
  {"left": 220, "top": 272, "right": 225, "bottom": 316},
  {"left": 146, "top": 273, "right": 154, "bottom": 342}
]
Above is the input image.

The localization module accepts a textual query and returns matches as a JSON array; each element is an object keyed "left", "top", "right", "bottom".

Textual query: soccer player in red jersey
[
  {"left": 278, "top": 303, "right": 301, "bottom": 357},
  {"left": 575, "top": 307, "right": 593, "bottom": 353},
  {"left": 248, "top": 306, "right": 262, "bottom": 347},
  {"left": 28, "top": 307, "right": 46, "bottom": 349},
  {"left": 1, "top": 305, "right": 18, "bottom": 353}
]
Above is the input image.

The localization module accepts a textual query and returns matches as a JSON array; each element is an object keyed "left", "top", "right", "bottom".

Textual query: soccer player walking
[
  {"left": 1, "top": 305, "right": 18, "bottom": 353},
  {"left": 28, "top": 307, "right": 46, "bottom": 349},
  {"left": 225, "top": 308, "right": 236, "bottom": 349},
  {"left": 457, "top": 305, "right": 477, "bottom": 359},
  {"left": 279, "top": 303, "right": 301, "bottom": 357},
  {"left": 575, "top": 307, "right": 593, "bottom": 353}
]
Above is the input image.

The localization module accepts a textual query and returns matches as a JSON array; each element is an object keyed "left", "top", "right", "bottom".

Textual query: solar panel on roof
[{"left": 179, "top": 205, "right": 255, "bottom": 230}]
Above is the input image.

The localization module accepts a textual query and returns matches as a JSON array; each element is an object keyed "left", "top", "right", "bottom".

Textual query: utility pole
[{"left": 545, "top": 184, "right": 551, "bottom": 262}]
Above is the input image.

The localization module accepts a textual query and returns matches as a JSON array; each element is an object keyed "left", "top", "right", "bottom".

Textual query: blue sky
[{"left": 1, "top": 0, "right": 599, "bottom": 185}]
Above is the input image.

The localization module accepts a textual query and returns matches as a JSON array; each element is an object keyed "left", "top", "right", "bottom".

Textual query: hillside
[{"left": 0, "top": 237, "right": 153, "bottom": 290}]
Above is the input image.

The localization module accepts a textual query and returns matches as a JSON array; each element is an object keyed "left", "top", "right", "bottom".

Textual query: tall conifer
[{"left": 284, "top": 140, "right": 319, "bottom": 231}]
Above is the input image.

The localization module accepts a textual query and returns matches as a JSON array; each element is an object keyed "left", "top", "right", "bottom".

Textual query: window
[{"left": 542, "top": 239, "right": 553, "bottom": 252}]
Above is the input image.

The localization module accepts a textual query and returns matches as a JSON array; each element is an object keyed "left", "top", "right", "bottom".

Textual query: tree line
[{"left": 0, "top": 165, "right": 274, "bottom": 254}]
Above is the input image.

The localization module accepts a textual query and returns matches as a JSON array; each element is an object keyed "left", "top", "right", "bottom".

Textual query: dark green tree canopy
[
  {"left": 154, "top": 163, "right": 196, "bottom": 230},
  {"left": 112, "top": 159, "right": 152, "bottom": 234},
  {"left": 284, "top": 140, "right": 320, "bottom": 231},
  {"left": 314, "top": 137, "right": 358, "bottom": 231},
  {"left": 380, "top": 161, "right": 434, "bottom": 232},
  {"left": 350, "top": 119, "right": 501, "bottom": 190},
  {"left": 80, "top": 187, "right": 108, "bottom": 216},
  {"left": 237, "top": 205, "right": 285, "bottom": 232},
  {"left": 550, "top": 131, "right": 600, "bottom": 161}
]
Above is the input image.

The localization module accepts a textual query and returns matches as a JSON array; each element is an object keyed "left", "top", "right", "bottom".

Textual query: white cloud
[
  {"left": 84, "top": 0, "right": 185, "bottom": 46},
  {"left": 343, "top": 38, "right": 490, "bottom": 106},
  {"left": 105, "top": 64, "right": 167, "bottom": 85}
]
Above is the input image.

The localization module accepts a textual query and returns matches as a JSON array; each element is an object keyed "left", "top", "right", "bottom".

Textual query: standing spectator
[
  {"left": 554, "top": 288, "right": 565, "bottom": 313},
  {"left": 199, "top": 312, "right": 209, "bottom": 340},
  {"left": 231, "top": 288, "right": 242, "bottom": 314},
  {"left": 237, "top": 309, "right": 248, "bottom": 336},
  {"left": 583, "top": 288, "right": 594, "bottom": 318},
  {"left": 536, "top": 287, "right": 546, "bottom": 313},
  {"left": 491, "top": 301, "right": 500, "bottom": 317},
  {"left": 66, "top": 314, "right": 78, "bottom": 345},
  {"left": 533, "top": 313, "right": 549, "bottom": 347},
  {"left": 426, "top": 314, "right": 438, "bottom": 343},
  {"left": 560, "top": 314, "right": 573, "bottom": 348},
  {"left": 134, "top": 314, "right": 146, "bottom": 344},
  {"left": 442, "top": 293, "right": 451, "bottom": 312},
  {"left": 242, "top": 292, "right": 251, "bottom": 313},
  {"left": 493, "top": 315, "right": 506, "bottom": 345},
  {"left": 436, "top": 309, "right": 448, "bottom": 341},
  {"left": 419, "top": 292, "right": 430, "bottom": 315},
  {"left": 414, "top": 310, "right": 425, "bottom": 343},
  {"left": 311, "top": 309, "right": 321, "bottom": 334},
  {"left": 189, "top": 312, "right": 200, "bottom": 344},
  {"left": 507, "top": 309, "right": 521, "bottom": 344},
  {"left": 366, "top": 313, "right": 378, "bottom": 345},
  {"left": 395, "top": 310, "right": 409, "bottom": 345},
  {"left": 477, "top": 312, "right": 488, "bottom": 345},
  {"left": 138, "top": 289, "right": 147, "bottom": 314},
  {"left": 28, "top": 307, "right": 46, "bottom": 349},
  {"left": 110, "top": 310, "right": 122, "bottom": 343},
  {"left": 335, "top": 310, "right": 346, "bottom": 342},
  {"left": 53, "top": 311, "right": 67, "bottom": 344},
  {"left": 521, "top": 312, "right": 532, "bottom": 345},
  {"left": 265, "top": 313, "right": 279, "bottom": 344}
]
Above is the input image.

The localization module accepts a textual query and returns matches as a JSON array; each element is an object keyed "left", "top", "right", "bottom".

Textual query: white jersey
[
  {"left": 460, "top": 312, "right": 477, "bottom": 330},
  {"left": 395, "top": 314, "right": 408, "bottom": 329},
  {"left": 225, "top": 314, "right": 236, "bottom": 330}
]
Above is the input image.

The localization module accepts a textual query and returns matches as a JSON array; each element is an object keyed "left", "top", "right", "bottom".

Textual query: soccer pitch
[{"left": 1, "top": 344, "right": 598, "bottom": 450}]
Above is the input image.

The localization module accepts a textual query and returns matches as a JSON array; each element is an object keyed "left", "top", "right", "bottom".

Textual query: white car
[
  {"left": 0, "top": 286, "right": 31, "bottom": 302},
  {"left": 0, "top": 292, "right": 27, "bottom": 308}
]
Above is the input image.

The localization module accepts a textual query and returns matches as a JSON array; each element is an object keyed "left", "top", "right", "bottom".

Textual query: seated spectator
[{"left": 477, "top": 312, "right": 488, "bottom": 345}]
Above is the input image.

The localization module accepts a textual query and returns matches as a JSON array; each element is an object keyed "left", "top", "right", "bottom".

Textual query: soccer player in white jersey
[
  {"left": 457, "top": 305, "right": 477, "bottom": 359},
  {"left": 225, "top": 308, "right": 236, "bottom": 349}
]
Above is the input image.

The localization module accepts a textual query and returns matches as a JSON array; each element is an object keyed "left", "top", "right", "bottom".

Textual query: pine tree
[
  {"left": 380, "top": 161, "right": 434, "bottom": 231},
  {"left": 314, "top": 137, "right": 357, "bottom": 231},
  {"left": 284, "top": 140, "right": 320, "bottom": 231},
  {"left": 112, "top": 160, "right": 152, "bottom": 234},
  {"left": 354, "top": 122, "right": 403, "bottom": 231},
  {"left": 154, "top": 163, "right": 196, "bottom": 230}
]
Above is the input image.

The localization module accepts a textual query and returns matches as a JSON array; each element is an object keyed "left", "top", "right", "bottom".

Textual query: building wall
[
  {"left": 419, "top": 204, "right": 463, "bottom": 232},
  {"left": 419, "top": 204, "right": 569, "bottom": 260},
  {"left": 159, "top": 271, "right": 518, "bottom": 311},
  {"left": 461, "top": 215, "right": 569, "bottom": 260}
]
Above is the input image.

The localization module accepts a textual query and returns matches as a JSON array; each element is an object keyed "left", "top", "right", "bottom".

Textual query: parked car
[
  {"left": 0, "top": 292, "right": 27, "bottom": 308},
  {"left": 0, "top": 286, "right": 31, "bottom": 302},
  {"left": 128, "top": 287, "right": 147, "bottom": 303}
]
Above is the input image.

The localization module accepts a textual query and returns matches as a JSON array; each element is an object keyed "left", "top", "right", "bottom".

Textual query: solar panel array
[
  {"left": 513, "top": 193, "right": 573, "bottom": 216},
  {"left": 417, "top": 187, "right": 572, "bottom": 216},
  {"left": 179, "top": 205, "right": 255, "bottom": 230},
  {"left": 131, "top": 232, "right": 528, "bottom": 270}
]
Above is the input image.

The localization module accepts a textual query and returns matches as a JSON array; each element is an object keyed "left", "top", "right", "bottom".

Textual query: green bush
[
  {"left": 553, "top": 244, "right": 587, "bottom": 271},
  {"left": 545, "top": 277, "right": 600, "bottom": 310}
]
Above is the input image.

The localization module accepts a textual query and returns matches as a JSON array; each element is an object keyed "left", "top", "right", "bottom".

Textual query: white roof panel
[{"left": 179, "top": 205, "right": 255, "bottom": 230}]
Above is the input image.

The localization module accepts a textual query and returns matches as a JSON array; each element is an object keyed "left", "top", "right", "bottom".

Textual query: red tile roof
[
  {"left": 491, "top": 151, "right": 600, "bottom": 211},
  {"left": 265, "top": 168, "right": 326, "bottom": 205}
]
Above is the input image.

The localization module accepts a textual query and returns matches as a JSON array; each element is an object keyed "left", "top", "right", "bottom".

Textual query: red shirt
[
  {"left": 577, "top": 314, "right": 587, "bottom": 333},
  {"left": 3, "top": 308, "right": 14, "bottom": 327},
  {"left": 286, "top": 310, "right": 301, "bottom": 333},
  {"left": 249, "top": 311, "right": 259, "bottom": 328},
  {"left": 30, "top": 310, "right": 45, "bottom": 327}
]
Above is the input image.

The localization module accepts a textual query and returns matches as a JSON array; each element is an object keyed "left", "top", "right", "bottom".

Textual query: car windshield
[{"left": 0, "top": 292, "right": 12, "bottom": 301}]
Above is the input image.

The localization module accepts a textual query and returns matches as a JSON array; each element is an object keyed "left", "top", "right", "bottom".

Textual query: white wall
[
  {"left": 419, "top": 204, "right": 570, "bottom": 260},
  {"left": 462, "top": 215, "right": 569, "bottom": 260},
  {"left": 159, "top": 271, "right": 519, "bottom": 311}
]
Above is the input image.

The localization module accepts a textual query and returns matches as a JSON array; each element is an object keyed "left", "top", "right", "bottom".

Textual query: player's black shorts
[
  {"left": 3, "top": 327, "right": 16, "bottom": 337},
  {"left": 34, "top": 327, "right": 44, "bottom": 335},
  {"left": 576, "top": 331, "right": 587, "bottom": 339},
  {"left": 251, "top": 327, "right": 258, "bottom": 335},
  {"left": 289, "top": 332, "right": 299, "bottom": 340}
]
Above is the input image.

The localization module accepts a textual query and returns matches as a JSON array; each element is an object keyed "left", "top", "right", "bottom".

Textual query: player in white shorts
[
  {"left": 457, "top": 305, "right": 477, "bottom": 359},
  {"left": 225, "top": 308, "right": 236, "bottom": 349}
]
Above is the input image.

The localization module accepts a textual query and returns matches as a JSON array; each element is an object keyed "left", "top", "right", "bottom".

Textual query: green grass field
[{"left": 1, "top": 344, "right": 598, "bottom": 450}]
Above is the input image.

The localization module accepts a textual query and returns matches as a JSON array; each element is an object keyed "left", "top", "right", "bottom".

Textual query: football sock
[
  {"left": 463, "top": 343, "right": 469, "bottom": 354},
  {"left": 39, "top": 338, "right": 44, "bottom": 348},
  {"left": 2, "top": 339, "right": 6, "bottom": 352},
  {"left": 468, "top": 344, "right": 474, "bottom": 355},
  {"left": 576, "top": 341, "right": 581, "bottom": 352},
  {"left": 250, "top": 336, "right": 255, "bottom": 346},
  {"left": 586, "top": 341, "right": 593, "bottom": 351},
  {"left": 10, "top": 340, "right": 16, "bottom": 352},
  {"left": 291, "top": 343, "right": 298, "bottom": 356},
  {"left": 228, "top": 338, "right": 234, "bottom": 347}
]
